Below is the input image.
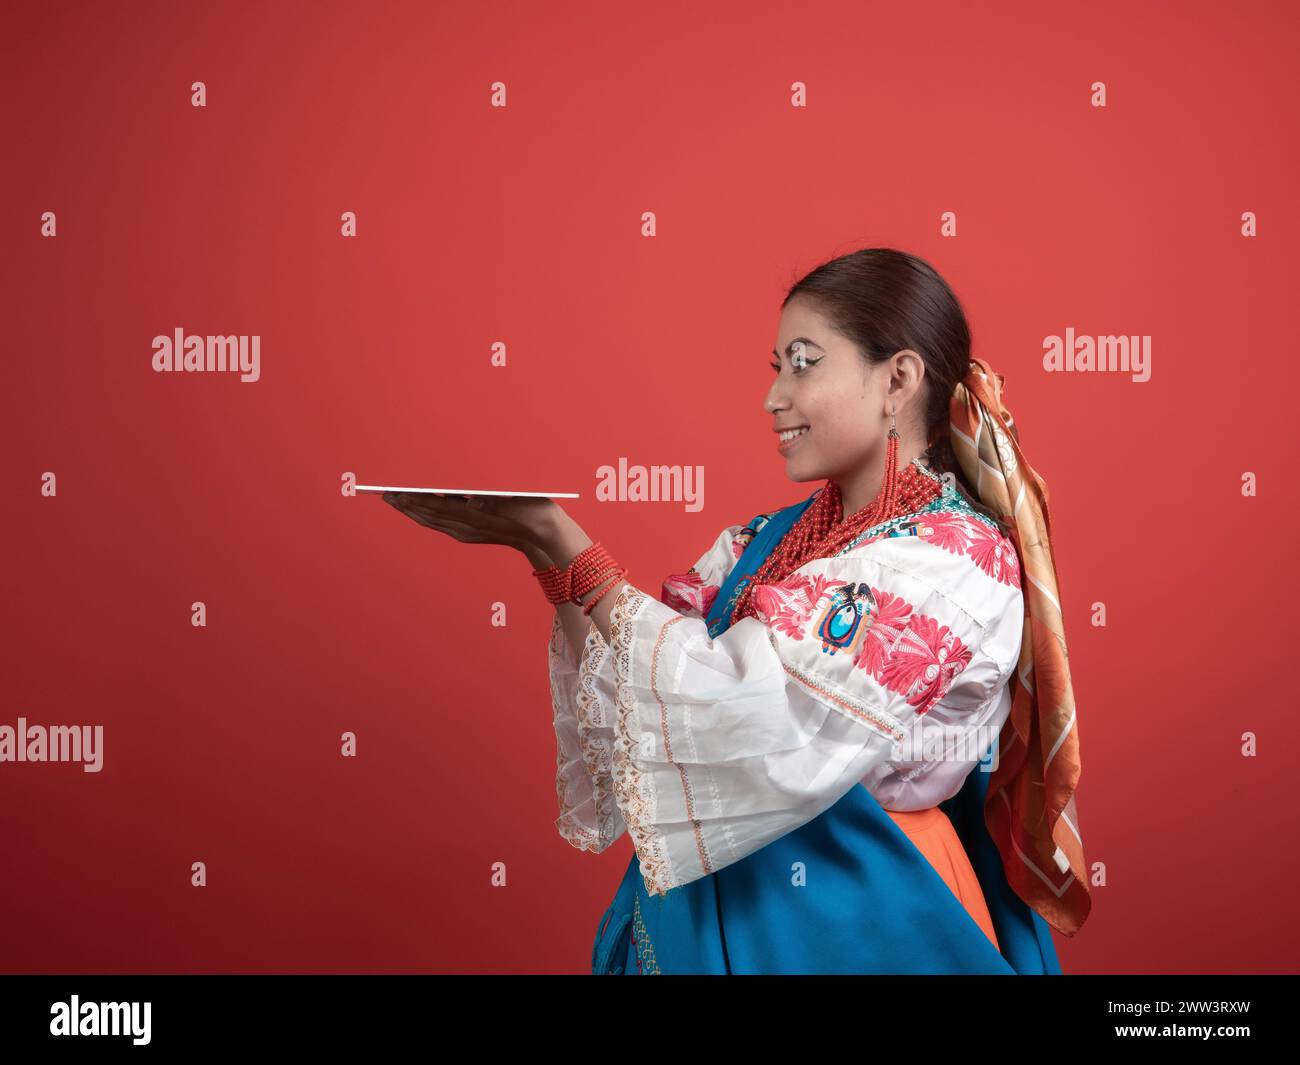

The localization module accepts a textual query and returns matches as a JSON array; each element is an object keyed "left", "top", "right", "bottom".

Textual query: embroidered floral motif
[
  {"left": 840, "top": 483, "right": 1020, "bottom": 589},
  {"left": 895, "top": 509, "right": 1021, "bottom": 588},
  {"left": 753, "top": 572, "right": 847, "bottom": 640},
  {"left": 661, "top": 511, "right": 777, "bottom": 621},
  {"left": 661, "top": 568, "right": 719, "bottom": 618},
  {"left": 959, "top": 517, "right": 1021, "bottom": 587},
  {"left": 851, "top": 586, "right": 914, "bottom": 676},
  {"left": 752, "top": 571, "right": 907, "bottom": 658},
  {"left": 752, "top": 569, "right": 972, "bottom": 716},
  {"left": 877, "top": 613, "right": 974, "bottom": 715}
]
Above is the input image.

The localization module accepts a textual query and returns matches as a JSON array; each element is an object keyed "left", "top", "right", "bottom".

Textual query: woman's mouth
[{"left": 777, "top": 426, "right": 810, "bottom": 454}]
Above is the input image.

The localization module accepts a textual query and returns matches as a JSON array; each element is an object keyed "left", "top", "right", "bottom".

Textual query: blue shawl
[{"left": 591, "top": 491, "right": 1063, "bottom": 974}]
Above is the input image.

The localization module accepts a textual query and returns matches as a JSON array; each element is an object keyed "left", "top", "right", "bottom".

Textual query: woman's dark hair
[{"left": 782, "top": 247, "right": 998, "bottom": 523}]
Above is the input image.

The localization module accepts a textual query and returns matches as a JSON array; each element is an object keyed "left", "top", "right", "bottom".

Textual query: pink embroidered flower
[
  {"left": 757, "top": 569, "right": 977, "bottom": 716},
  {"left": 753, "top": 573, "right": 841, "bottom": 638},
  {"left": 914, "top": 511, "right": 972, "bottom": 554},
  {"left": 876, "top": 613, "right": 973, "bottom": 715},
  {"left": 963, "top": 521, "right": 1021, "bottom": 588},
  {"left": 898, "top": 509, "right": 1021, "bottom": 590},
  {"left": 661, "top": 570, "right": 719, "bottom": 618},
  {"left": 851, "top": 587, "right": 913, "bottom": 676}
]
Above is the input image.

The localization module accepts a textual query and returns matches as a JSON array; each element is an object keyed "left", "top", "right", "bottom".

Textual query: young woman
[{"left": 383, "top": 247, "right": 1091, "bottom": 974}]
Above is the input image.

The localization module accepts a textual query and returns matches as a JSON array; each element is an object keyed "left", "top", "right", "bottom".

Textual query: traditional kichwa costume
[{"left": 544, "top": 359, "right": 1090, "bottom": 973}]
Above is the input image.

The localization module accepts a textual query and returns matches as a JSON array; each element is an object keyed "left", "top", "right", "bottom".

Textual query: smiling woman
[{"left": 381, "top": 246, "right": 1090, "bottom": 974}]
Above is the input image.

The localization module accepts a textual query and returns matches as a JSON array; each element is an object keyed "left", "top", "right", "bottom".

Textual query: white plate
[{"left": 355, "top": 484, "right": 579, "bottom": 498}]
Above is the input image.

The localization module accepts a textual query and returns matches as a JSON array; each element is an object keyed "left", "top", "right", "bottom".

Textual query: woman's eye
[{"left": 770, "top": 355, "right": 820, "bottom": 374}]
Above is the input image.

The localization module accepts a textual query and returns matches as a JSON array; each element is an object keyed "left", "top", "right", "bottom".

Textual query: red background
[{"left": 3, "top": 0, "right": 1297, "bottom": 974}]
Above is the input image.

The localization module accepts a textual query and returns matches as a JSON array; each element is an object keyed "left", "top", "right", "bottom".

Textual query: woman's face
[{"left": 764, "top": 297, "right": 928, "bottom": 503}]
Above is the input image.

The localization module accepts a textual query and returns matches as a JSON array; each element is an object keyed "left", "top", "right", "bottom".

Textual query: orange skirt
[{"left": 884, "top": 805, "right": 1001, "bottom": 954}]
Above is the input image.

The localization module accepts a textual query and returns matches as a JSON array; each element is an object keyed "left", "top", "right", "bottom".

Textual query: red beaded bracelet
[
  {"left": 533, "top": 542, "right": 628, "bottom": 608},
  {"left": 569, "top": 543, "right": 618, "bottom": 603},
  {"left": 532, "top": 563, "right": 570, "bottom": 605},
  {"left": 581, "top": 567, "right": 628, "bottom": 616}
]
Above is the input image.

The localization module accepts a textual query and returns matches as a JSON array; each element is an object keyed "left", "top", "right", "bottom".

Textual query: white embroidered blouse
[{"left": 548, "top": 478, "right": 1024, "bottom": 897}]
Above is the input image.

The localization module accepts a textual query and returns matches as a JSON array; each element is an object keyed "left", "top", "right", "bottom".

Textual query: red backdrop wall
[{"left": 4, "top": 0, "right": 1297, "bottom": 974}]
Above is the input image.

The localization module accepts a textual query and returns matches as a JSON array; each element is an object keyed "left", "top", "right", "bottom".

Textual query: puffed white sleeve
[
  {"left": 605, "top": 526, "right": 1025, "bottom": 896},
  {"left": 548, "top": 518, "right": 761, "bottom": 852}
]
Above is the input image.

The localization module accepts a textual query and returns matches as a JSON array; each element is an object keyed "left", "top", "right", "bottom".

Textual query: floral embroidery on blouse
[
  {"left": 664, "top": 482, "right": 1014, "bottom": 716},
  {"left": 660, "top": 569, "right": 718, "bottom": 618},
  {"left": 842, "top": 485, "right": 1020, "bottom": 589},
  {"left": 671, "top": 484, "right": 1017, "bottom": 640},
  {"left": 661, "top": 510, "right": 776, "bottom": 619},
  {"left": 754, "top": 571, "right": 974, "bottom": 716}
]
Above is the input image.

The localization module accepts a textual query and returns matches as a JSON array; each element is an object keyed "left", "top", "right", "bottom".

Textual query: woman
[{"left": 384, "top": 247, "right": 1092, "bottom": 974}]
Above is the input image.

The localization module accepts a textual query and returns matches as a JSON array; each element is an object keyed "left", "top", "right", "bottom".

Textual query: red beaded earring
[{"left": 877, "top": 402, "right": 901, "bottom": 519}]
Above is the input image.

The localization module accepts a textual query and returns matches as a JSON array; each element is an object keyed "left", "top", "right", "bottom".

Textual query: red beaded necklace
[{"left": 730, "top": 428, "right": 944, "bottom": 624}]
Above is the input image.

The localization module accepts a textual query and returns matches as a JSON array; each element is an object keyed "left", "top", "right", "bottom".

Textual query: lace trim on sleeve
[
  {"left": 550, "top": 614, "right": 601, "bottom": 851},
  {"left": 572, "top": 618, "right": 625, "bottom": 850},
  {"left": 608, "top": 582, "right": 679, "bottom": 896}
]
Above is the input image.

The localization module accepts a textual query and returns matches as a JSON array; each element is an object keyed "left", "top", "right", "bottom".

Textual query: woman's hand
[
  {"left": 381, "top": 490, "right": 626, "bottom": 645},
  {"left": 381, "top": 491, "right": 560, "bottom": 569}
]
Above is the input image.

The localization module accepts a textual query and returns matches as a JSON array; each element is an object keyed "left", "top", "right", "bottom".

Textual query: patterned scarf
[{"left": 946, "top": 358, "right": 1092, "bottom": 937}]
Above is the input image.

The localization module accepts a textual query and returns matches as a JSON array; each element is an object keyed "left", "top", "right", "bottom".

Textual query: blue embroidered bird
[{"left": 816, "top": 582, "right": 876, "bottom": 655}]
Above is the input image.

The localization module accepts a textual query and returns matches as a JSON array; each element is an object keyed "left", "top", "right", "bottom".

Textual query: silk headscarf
[{"left": 946, "top": 357, "right": 1091, "bottom": 937}]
